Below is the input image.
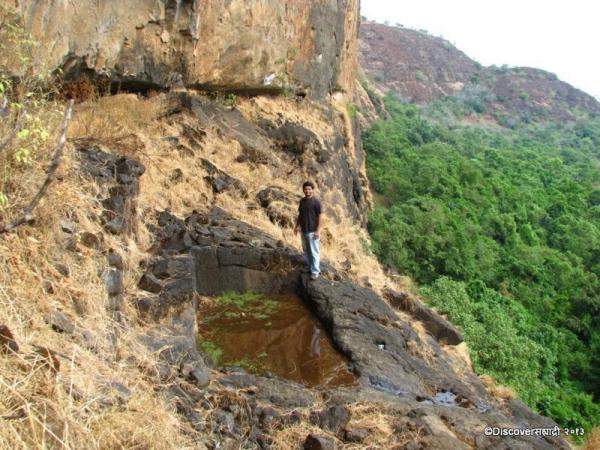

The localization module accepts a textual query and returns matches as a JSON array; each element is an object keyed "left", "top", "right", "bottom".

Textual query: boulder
[
  {"left": 201, "top": 159, "right": 248, "bottom": 197},
  {"left": 267, "top": 123, "right": 322, "bottom": 156},
  {"left": 103, "top": 268, "right": 124, "bottom": 296},
  {"left": 45, "top": 310, "right": 75, "bottom": 334},
  {"left": 343, "top": 428, "right": 368, "bottom": 443},
  {"left": 138, "top": 273, "right": 162, "bottom": 294},
  {"left": 256, "top": 186, "right": 301, "bottom": 228},
  {"left": 0, "top": 325, "right": 18, "bottom": 354},
  {"left": 304, "top": 434, "right": 335, "bottom": 450},
  {"left": 316, "top": 404, "right": 351, "bottom": 435},
  {"left": 78, "top": 147, "right": 145, "bottom": 235}
]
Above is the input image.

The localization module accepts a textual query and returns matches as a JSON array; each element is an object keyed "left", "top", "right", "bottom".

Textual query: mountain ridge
[{"left": 359, "top": 21, "right": 600, "bottom": 123}]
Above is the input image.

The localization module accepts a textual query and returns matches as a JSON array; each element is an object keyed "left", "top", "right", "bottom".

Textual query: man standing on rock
[{"left": 294, "top": 181, "right": 322, "bottom": 280}]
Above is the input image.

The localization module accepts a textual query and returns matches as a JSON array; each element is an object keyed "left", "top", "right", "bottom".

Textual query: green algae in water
[
  {"left": 204, "top": 291, "right": 279, "bottom": 322},
  {"left": 197, "top": 292, "right": 357, "bottom": 388},
  {"left": 198, "top": 339, "right": 223, "bottom": 365}
]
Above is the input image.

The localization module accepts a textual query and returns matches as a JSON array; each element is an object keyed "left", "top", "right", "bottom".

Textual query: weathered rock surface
[
  {"left": 201, "top": 159, "right": 248, "bottom": 197},
  {"left": 78, "top": 145, "right": 145, "bottom": 235},
  {"left": 384, "top": 289, "right": 463, "bottom": 346},
  {"left": 304, "top": 434, "right": 335, "bottom": 450},
  {"left": 299, "top": 275, "right": 487, "bottom": 404},
  {"left": 13, "top": 0, "right": 359, "bottom": 98},
  {"left": 45, "top": 310, "right": 76, "bottom": 334},
  {"left": 139, "top": 207, "right": 307, "bottom": 316},
  {"left": 140, "top": 301, "right": 210, "bottom": 385}
]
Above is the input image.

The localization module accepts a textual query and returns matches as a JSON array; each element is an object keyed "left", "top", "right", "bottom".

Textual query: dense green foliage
[{"left": 364, "top": 96, "right": 600, "bottom": 432}]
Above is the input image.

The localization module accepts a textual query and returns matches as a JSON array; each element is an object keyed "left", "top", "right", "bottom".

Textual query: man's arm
[
  {"left": 314, "top": 213, "right": 322, "bottom": 239},
  {"left": 314, "top": 200, "right": 323, "bottom": 238}
]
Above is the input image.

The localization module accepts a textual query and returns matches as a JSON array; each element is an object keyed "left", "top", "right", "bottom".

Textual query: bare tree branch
[
  {"left": 0, "top": 99, "right": 74, "bottom": 234},
  {"left": 0, "top": 107, "right": 25, "bottom": 154},
  {"left": 0, "top": 97, "right": 7, "bottom": 116}
]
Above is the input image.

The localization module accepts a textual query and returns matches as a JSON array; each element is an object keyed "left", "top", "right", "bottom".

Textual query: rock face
[
  {"left": 359, "top": 21, "right": 600, "bottom": 121},
  {"left": 12, "top": 0, "right": 359, "bottom": 98}
]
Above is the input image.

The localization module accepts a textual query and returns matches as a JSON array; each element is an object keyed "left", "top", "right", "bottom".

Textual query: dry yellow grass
[
  {"left": 0, "top": 88, "right": 515, "bottom": 449},
  {"left": 270, "top": 422, "right": 334, "bottom": 450},
  {"left": 582, "top": 427, "right": 600, "bottom": 450},
  {"left": 68, "top": 93, "right": 161, "bottom": 157},
  {"left": 478, "top": 375, "right": 517, "bottom": 401},
  {"left": 0, "top": 95, "right": 200, "bottom": 449},
  {"left": 267, "top": 401, "right": 428, "bottom": 449}
]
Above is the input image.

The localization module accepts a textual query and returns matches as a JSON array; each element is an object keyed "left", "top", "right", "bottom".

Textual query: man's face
[{"left": 303, "top": 186, "right": 313, "bottom": 198}]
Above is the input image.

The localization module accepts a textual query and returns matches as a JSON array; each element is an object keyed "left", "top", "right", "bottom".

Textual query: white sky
[{"left": 361, "top": 0, "right": 600, "bottom": 100}]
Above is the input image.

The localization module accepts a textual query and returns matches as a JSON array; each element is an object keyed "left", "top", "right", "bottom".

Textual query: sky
[{"left": 361, "top": 0, "right": 600, "bottom": 100}]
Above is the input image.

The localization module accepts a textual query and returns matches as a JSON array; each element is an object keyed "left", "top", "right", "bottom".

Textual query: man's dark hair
[{"left": 302, "top": 181, "right": 315, "bottom": 189}]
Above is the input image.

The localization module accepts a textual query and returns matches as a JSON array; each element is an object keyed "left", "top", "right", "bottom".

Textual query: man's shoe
[{"left": 310, "top": 273, "right": 319, "bottom": 280}]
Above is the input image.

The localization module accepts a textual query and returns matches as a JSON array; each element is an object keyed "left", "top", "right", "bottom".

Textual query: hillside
[
  {"left": 359, "top": 21, "right": 600, "bottom": 123},
  {"left": 0, "top": 4, "right": 581, "bottom": 449},
  {"left": 359, "top": 21, "right": 600, "bottom": 446}
]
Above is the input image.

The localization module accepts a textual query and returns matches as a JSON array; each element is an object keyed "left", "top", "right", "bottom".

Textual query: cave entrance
[{"left": 197, "top": 292, "right": 356, "bottom": 388}]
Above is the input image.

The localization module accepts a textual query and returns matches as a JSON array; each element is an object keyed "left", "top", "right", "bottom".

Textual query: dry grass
[
  {"left": 0, "top": 89, "right": 432, "bottom": 448},
  {"left": 582, "top": 427, "right": 600, "bottom": 450},
  {"left": 68, "top": 94, "right": 161, "bottom": 157},
  {"left": 270, "top": 422, "right": 334, "bottom": 450},
  {"left": 269, "top": 403, "right": 426, "bottom": 450},
  {"left": 347, "top": 403, "right": 428, "bottom": 449},
  {"left": 479, "top": 375, "right": 517, "bottom": 401},
  {"left": 0, "top": 95, "right": 199, "bottom": 448}
]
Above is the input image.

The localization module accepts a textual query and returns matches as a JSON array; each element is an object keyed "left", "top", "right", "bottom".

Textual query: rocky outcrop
[
  {"left": 78, "top": 145, "right": 145, "bottom": 235},
  {"left": 12, "top": 0, "right": 359, "bottom": 98},
  {"left": 134, "top": 206, "right": 568, "bottom": 449},
  {"left": 299, "top": 275, "right": 485, "bottom": 404},
  {"left": 136, "top": 207, "right": 303, "bottom": 318},
  {"left": 256, "top": 186, "right": 301, "bottom": 228}
]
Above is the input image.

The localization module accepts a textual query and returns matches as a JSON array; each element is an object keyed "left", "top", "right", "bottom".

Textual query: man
[{"left": 294, "top": 181, "right": 322, "bottom": 280}]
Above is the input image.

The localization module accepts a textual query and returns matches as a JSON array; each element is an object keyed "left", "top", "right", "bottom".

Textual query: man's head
[{"left": 302, "top": 181, "right": 315, "bottom": 198}]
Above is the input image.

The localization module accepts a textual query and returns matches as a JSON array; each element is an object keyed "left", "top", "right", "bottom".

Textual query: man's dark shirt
[{"left": 298, "top": 197, "right": 322, "bottom": 233}]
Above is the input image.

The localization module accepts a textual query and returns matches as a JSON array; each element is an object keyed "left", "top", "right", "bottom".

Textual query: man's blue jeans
[{"left": 301, "top": 232, "right": 320, "bottom": 276}]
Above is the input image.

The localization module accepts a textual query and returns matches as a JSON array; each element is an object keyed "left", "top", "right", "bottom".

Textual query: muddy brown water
[{"left": 197, "top": 293, "right": 357, "bottom": 388}]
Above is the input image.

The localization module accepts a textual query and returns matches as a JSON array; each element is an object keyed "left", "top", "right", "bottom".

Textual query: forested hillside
[{"left": 364, "top": 95, "right": 600, "bottom": 433}]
